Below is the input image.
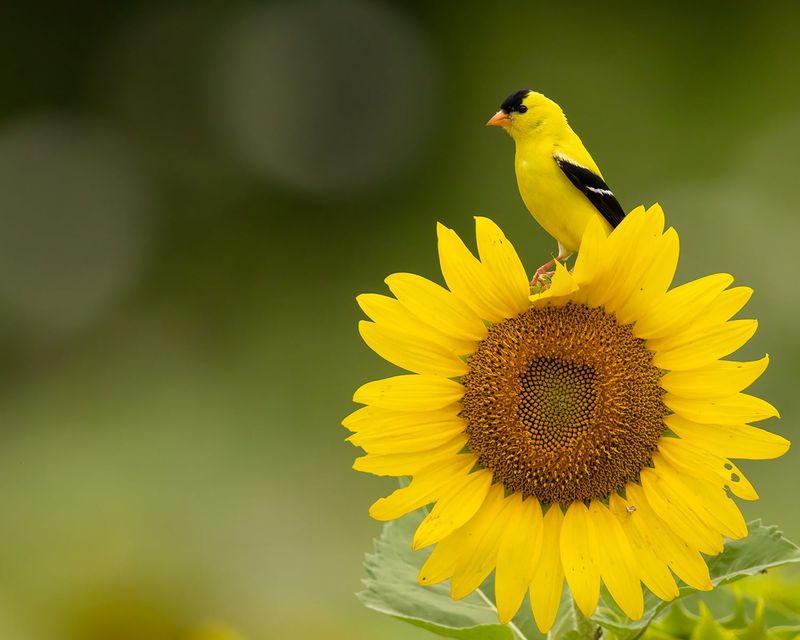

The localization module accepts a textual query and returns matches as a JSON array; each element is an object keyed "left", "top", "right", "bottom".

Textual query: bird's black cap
[{"left": 500, "top": 89, "right": 531, "bottom": 114}]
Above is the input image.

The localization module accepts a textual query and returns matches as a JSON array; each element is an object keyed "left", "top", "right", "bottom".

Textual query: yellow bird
[{"left": 487, "top": 89, "right": 625, "bottom": 283}]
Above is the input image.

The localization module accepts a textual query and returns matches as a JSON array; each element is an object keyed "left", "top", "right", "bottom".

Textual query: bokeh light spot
[
  {"left": 212, "top": 0, "right": 439, "bottom": 197},
  {"left": 0, "top": 116, "right": 152, "bottom": 340}
]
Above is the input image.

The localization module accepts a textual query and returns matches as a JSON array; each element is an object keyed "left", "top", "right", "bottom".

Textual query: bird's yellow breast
[{"left": 514, "top": 140, "right": 611, "bottom": 254}]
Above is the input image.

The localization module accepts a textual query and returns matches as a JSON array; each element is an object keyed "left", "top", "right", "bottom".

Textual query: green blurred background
[{"left": 0, "top": 1, "right": 798, "bottom": 638}]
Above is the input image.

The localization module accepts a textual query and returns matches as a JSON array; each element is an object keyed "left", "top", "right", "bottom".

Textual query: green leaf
[
  {"left": 359, "top": 512, "right": 800, "bottom": 640},
  {"left": 706, "top": 521, "right": 800, "bottom": 586},
  {"left": 591, "top": 520, "right": 800, "bottom": 639},
  {"left": 358, "top": 509, "right": 532, "bottom": 640},
  {"left": 359, "top": 509, "right": 587, "bottom": 639}
]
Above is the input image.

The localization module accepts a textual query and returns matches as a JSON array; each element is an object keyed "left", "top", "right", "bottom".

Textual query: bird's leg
[
  {"left": 531, "top": 246, "right": 572, "bottom": 287},
  {"left": 530, "top": 257, "right": 558, "bottom": 287}
]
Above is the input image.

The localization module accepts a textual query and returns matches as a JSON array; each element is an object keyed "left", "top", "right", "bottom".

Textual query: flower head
[{"left": 345, "top": 206, "right": 789, "bottom": 632}]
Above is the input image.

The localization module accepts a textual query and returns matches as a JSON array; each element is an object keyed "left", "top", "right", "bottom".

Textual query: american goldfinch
[{"left": 487, "top": 89, "right": 625, "bottom": 282}]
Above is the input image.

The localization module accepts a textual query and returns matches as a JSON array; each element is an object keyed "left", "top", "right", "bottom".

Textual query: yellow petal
[
  {"left": 584, "top": 207, "right": 651, "bottom": 310},
  {"left": 666, "top": 414, "right": 790, "bottom": 460},
  {"left": 609, "top": 493, "right": 679, "bottom": 602},
  {"left": 417, "top": 528, "right": 463, "bottom": 586},
  {"left": 653, "top": 451, "right": 747, "bottom": 540},
  {"left": 342, "top": 405, "right": 380, "bottom": 433},
  {"left": 384, "top": 273, "right": 488, "bottom": 342},
  {"left": 651, "top": 319, "right": 758, "bottom": 371},
  {"left": 342, "top": 405, "right": 379, "bottom": 432},
  {"left": 354, "top": 375, "right": 464, "bottom": 411},
  {"left": 495, "top": 495, "right": 543, "bottom": 623},
  {"left": 368, "top": 453, "right": 475, "bottom": 520},
  {"left": 437, "top": 223, "right": 516, "bottom": 322},
  {"left": 690, "top": 478, "right": 748, "bottom": 540},
  {"left": 352, "top": 433, "right": 468, "bottom": 476},
  {"left": 529, "top": 505, "right": 565, "bottom": 634},
  {"left": 345, "top": 403, "right": 465, "bottom": 458},
  {"left": 633, "top": 274, "right": 734, "bottom": 340},
  {"left": 359, "top": 320, "right": 469, "bottom": 377},
  {"left": 357, "top": 293, "right": 477, "bottom": 355},
  {"left": 450, "top": 485, "right": 514, "bottom": 599},
  {"left": 343, "top": 403, "right": 460, "bottom": 436},
  {"left": 639, "top": 466, "right": 723, "bottom": 554},
  {"left": 698, "top": 286, "right": 753, "bottom": 325},
  {"left": 664, "top": 392, "right": 779, "bottom": 425},
  {"left": 588, "top": 500, "right": 644, "bottom": 620},
  {"left": 648, "top": 287, "right": 754, "bottom": 351},
  {"left": 417, "top": 483, "right": 507, "bottom": 589},
  {"left": 560, "top": 501, "right": 600, "bottom": 617},
  {"left": 348, "top": 418, "right": 466, "bottom": 454},
  {"left": 625, "top": 483, "right": 713, "bottom": 591},
  {"left": 646, "top": 456, "right": 731, "bottom": 546},
  {"left": 413, "top": 469, "right": 493, "bottom": 549},
  {"left": 615, "top": 227, "right": 679, "bottom": 326},
  {"left": 600, "top": 206, "right": 667, "bottom": 317},
  {"left": 644, "top": 203, "right": 666, "bottom": 228},
  {"left": 474, "top": 217, "right": 530, "bottom": 316},
  {"left": 571, "top": 214, "right": 608, "bottom": 295},
  {"left": 655, "top": 435, "right": 759, "bottom": 500},
  {"left": 660, "top": 356, "right": 770, "bottom": 398},
  {"left": 721, "top": 458, "right": 759, "bottom": 500}
]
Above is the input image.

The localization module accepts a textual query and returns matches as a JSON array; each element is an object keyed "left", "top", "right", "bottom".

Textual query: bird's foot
[
  {"left": 530, "top": 259, "right": 556, "bottom": 288},
  {"left": 531, "top": 255, "right": 568, "bottom": 285},
  {"left": 530, "top": 253, "right": 571, "bottom": 291}
]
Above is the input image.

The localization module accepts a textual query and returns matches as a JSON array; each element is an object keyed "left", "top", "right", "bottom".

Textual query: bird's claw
[{"left": 530, "top": 258, "right": 557, "bottom": 288}]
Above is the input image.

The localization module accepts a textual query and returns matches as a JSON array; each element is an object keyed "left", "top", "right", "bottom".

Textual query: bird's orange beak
[{"left": 486, "top": 110, "right": 512, "bottom": 127}]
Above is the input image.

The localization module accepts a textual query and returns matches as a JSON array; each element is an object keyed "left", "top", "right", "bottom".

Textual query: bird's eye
[{"left": 518, "top": 105, "right": 528, "bottom": 113}]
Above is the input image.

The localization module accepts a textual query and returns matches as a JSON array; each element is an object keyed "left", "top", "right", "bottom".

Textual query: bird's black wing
[{"left": 554, "top": 153, "right": 626, "bottom": 228}]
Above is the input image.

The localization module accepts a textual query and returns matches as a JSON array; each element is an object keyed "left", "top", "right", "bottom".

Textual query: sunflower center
[
  {"left": 461, "top": 303, "right": 667, "bottom": 505},
  {"left": 520, "top": 358, "right": 598, "bottom": 447}
]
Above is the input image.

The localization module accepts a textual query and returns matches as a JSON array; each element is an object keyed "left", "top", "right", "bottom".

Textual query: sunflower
[{"left": 344, "top": 206, "right": 789, "bottom": 632}]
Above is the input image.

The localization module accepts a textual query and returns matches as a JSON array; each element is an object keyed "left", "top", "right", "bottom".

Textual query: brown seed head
[{"left": 461, "top": 303, "right": 667, "bottom": 505}]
